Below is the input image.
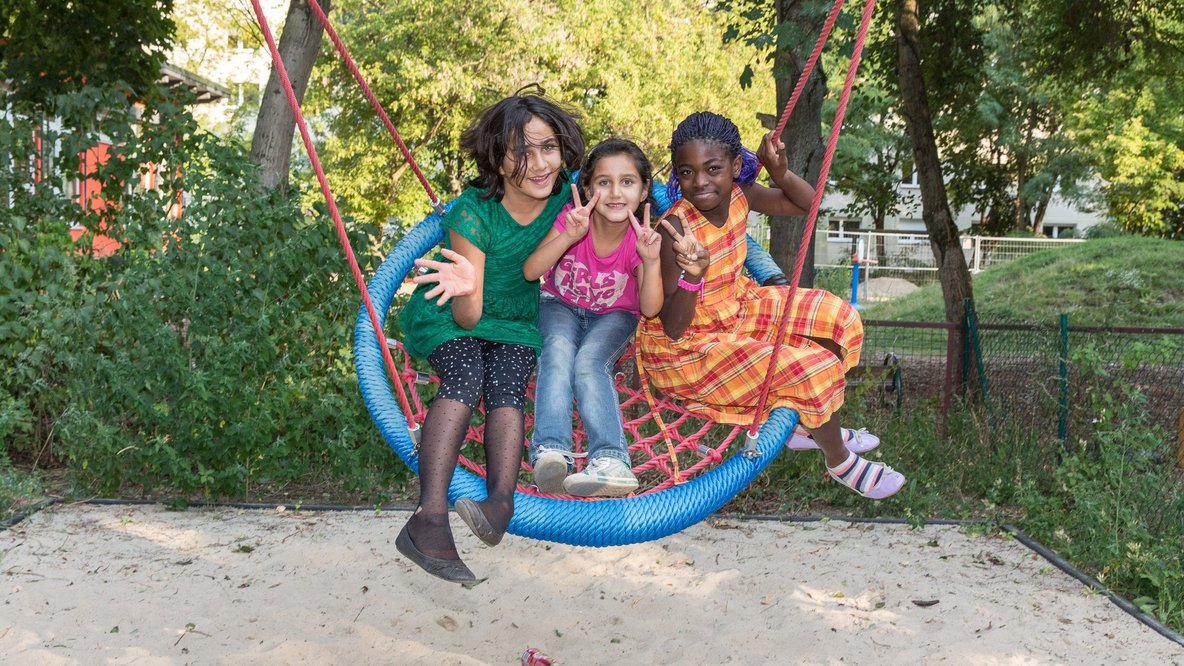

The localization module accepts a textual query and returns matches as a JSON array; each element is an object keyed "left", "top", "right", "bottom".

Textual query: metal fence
[
  {"left": 747, "top": 226, "right": 1084, "bottom": 293},
  {"left": 857, "top": 317, "right": 1184, "bottom": 446}
]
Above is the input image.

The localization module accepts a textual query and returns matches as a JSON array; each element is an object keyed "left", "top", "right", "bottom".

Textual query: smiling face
[
  {"left": 499, "top": 115, "right": 564, "bottom": 207},
  {"left": 673, "top": 139, "right": 742, "bottom": 222},
  {"left": 585, "top": 153, "right": 649, "bottom": 226}
]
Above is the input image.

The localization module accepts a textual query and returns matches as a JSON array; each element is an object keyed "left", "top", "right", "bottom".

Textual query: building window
[
  {"left": 826, "top": 217, "right": 862, "bottom": 241},
  {"left": 900, "top": 161, "right": 920, "bottom": 188},
  {"left": 896, "top": 219, "right": 927, "bottom": 244},
  {"left": 1042, "top": 224, "right": 1076, "bottom": 239}
]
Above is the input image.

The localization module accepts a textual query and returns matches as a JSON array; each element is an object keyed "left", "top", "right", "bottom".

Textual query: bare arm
[
  {"left": 523, "top": 227, "right": 569, "bottom": 281},
  {"left": 523, "top": 185, "right": 598, "bottom": 281},
  {"left": 655, "top": 215, "right": 710, "bottom": 340},
  {"left": 741, "top": 132, "right": 815, "bottom": 217},
  {"left": 448, "top": 231, "right": 485, "bottom": 329},
  {"left": 631, "top": 204, "right": 664, "bottom": 318}
]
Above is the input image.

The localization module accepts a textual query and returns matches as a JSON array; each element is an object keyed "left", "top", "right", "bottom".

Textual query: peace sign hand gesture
[
  {"left": 562, "top": 183, "right": 600, "bottom": 242},
  {"left": 412, "top": 248, "right": 476, "bottom": 306},
  {"left": 659, "top": 218, "right": 710, "bottom": 280},
  {"left": 630, "top": 203, "right": 660, "bottom": 264}
]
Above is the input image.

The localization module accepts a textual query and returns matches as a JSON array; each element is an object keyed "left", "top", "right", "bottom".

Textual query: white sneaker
[
  {"left": 563, "top": 457, "right": 638, "bottom": 497},
  {"left": 532, "top": 449, "right": 570, "bottom": 495}
]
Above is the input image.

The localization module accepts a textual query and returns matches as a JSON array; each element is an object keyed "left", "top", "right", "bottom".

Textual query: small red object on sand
[{"left": 521, "top": 647, "right": 554, "bottom": 665}]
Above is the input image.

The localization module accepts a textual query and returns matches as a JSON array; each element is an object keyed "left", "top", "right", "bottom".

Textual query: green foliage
[
  {"left": 748, "top": 369, "right": 1184, "bottom": 632},
  {"left": 1083, "top": 222, "right": 1125, "bottom": 239},
  {"left": 0, "top": 0, "right": 176, "bottom": 112},
  {"left": 0, "top": 465, "right": 43, "bottom": 524},
  {"left": 1015, "top": 362, "right": 1184, "bottom": 628},
  {"left": 1070, "top": 70, "right": 1184, "bottom": 238},
  {"left": 863, "top": 237, "right": 1184, "bottom": 327},
  {"left": 307, "top": 0, "right": 773, "bottom": 229},
  {"left": 0, "top": 84, "right": 408, "bottom": 499},
  {"left": 825, "top": 81, "right": 914, "bottom": 231}
]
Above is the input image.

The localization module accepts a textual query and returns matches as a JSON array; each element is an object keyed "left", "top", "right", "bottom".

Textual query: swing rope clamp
[{"left": 742, "top": 429, "right": 762, "bottom": 459}]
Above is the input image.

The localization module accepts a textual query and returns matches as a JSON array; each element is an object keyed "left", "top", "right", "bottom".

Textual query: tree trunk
[
  {"left": 248, "top": 0, "right": 331, "bottom": 192},
  {"left": 895, "top": 0, "right": 975, "bottom": 410},
  {"left": 1032, "top": 174, "right": 1057, "bottom": 235},
  {"left": 894, "top": 0, "right": 974, "bottom": 327},
  {"left": 768, "top": 0, "right": 827, "bottom": 287}
]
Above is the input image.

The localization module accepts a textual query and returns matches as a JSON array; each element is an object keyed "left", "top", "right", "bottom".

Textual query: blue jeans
[{"left": 530, "top": 294, "right": 637, "bottom": 466}]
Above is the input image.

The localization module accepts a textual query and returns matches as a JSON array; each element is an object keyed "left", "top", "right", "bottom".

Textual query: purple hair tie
[
  {"left": 737, "top": 146, "right": 759, "bottom": 186},
  {"left": 666, "top": 173, "right": 683, "bottom": 204}
]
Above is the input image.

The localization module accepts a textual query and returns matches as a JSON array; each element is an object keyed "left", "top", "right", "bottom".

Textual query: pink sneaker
[
  {"left": 786, "top": 427, "right": 880, "bottom": 453},
  {"left": 827, "top": 452, "right": 905, "bottom": 499}
]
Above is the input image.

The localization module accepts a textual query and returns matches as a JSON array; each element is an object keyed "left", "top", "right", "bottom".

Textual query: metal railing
[{"left": 746, "top": 226, "right": 1084, "bottom": 291}]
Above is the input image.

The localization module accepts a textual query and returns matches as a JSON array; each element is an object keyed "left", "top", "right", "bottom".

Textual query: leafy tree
[
  {"left": 1072, "top": 67, "right": 1184, "bottom": 238},
  {"left": 825, "top": 80, "right": 913, "bottom": 259},
  {"left": 307, "top": 0, "right": 772, "bottom": 230},
  {"left": 0, "top": 0, "right": 176, "bottom": 112},
  {"left": 894, "top": 0, "right": 974, "bottom": 332},
  {"left": 249, "top": 0, "right": 331, "bottom": 192},
  {"left": 1029, "top": 0, "right": 1184, "bottom": 238},
  {"left": 721, "top": 0, "right": 835, "bottom": 285}
]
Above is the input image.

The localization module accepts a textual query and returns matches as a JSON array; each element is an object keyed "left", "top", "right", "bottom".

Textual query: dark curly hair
[
  {"left": 577, "top": 138, "right": 653, "bottom": 218},
  {"left": 460, "top": 90, "right": 585, "bottom": 201},
  {"left": 665, "top": 111, "right": 759, "bottom": 203}
]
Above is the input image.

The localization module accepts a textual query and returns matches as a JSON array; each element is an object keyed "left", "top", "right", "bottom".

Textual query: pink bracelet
[{"left": 677, "top": 275, "right": 704, "bottom": 301}]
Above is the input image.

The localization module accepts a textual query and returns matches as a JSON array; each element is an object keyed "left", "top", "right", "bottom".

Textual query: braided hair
[{"left": 665, "top": 111, "right": 759, "bottom": 204}]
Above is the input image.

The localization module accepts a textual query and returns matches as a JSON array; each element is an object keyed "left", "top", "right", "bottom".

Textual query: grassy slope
[{"left": 860, "top": 236, "right": 1184, "bottom": 327}]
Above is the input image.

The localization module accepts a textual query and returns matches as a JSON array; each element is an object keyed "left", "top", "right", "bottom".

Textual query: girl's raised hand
[
  {"left": 412, "top": 248, "right": 476, "bottom": 306},
  {"left": 658, "top": 218, "right": 710, "bottom": 279},
  {"left": 756, "top": 131, "right": 788, "bottom": 176},
  {"left": 562, "top": 183, "right": 599, "bottom": 241},
  {"left": 630, "top": 203, "right": 660, "bottom": 263}
]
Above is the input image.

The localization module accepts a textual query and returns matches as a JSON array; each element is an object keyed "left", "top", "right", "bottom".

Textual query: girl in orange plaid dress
[{"left": 639, "top": 111, "right": 906, "bottom": 499}]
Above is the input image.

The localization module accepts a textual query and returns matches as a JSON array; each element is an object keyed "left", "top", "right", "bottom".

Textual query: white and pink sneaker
[
  {"left": 786, "top": 427, "right": 880, "bottom": 453},
  {"left": 827, "top": 451, "right": 906, "bottom": 499}
]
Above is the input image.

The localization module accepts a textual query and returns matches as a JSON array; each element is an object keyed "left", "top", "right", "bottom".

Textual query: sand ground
[{"left": 2, "top": 503, "right": 1181, "bottom": 665}]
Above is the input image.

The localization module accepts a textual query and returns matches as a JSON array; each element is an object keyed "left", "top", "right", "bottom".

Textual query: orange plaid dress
[{"left": 638, "top": 185, "right": 863, "bottom": 429}]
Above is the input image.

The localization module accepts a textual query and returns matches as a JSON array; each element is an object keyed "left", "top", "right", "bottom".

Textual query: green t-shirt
[{"left": 399, "top": 180, "right": 571, "bottom": 359}]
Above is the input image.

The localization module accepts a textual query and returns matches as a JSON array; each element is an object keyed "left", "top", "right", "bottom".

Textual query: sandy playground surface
[{"left": 1, "top": 503, "right": 1181, "bottom": 665}]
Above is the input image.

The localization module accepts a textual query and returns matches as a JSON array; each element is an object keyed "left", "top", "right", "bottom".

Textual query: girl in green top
[{"left": 396, "top": 92, "right": 585, "bottom": 583}]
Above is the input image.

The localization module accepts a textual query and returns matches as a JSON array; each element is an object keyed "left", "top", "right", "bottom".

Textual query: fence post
[
  {"left": 1060, "top": 310, "right": 1079, "bottom": 455},
  {"left": 1178, "top": 409, "right": 1184, "bottom": 470},
  {"left": 849, "top": 253, "right": 862, "bottom": 309},
  {"left": 965, "top": 299, "right": 997, "bottom": 442},
  {"left": 1058, "top": 313, "right": 1069, "bottom": 447}
]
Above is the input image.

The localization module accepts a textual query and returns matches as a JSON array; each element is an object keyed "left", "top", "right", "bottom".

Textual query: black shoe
[
  {"left": 395, "top": 522, "right": 476, "bottom": 583},
  {"left": 455, "top": 497, "right": 504, "bottom": 547},
  {"left": 762, "top": 273, "right": 790, "bottom": 287}
]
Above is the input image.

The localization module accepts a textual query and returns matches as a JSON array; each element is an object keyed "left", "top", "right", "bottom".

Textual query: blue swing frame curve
[{"left": 353, "top": 192, "right": 800, "bottom": 547}]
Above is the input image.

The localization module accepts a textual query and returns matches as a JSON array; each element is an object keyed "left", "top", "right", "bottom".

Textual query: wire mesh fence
[
  {"left": 745, "top": 226, "right": 1084, "bottom": 292},
  {"left": 856, "top": 316, "right": 1184, "bottom": 447}
]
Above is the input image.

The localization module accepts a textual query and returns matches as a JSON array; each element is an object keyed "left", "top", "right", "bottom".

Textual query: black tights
[{"left": 406, "top": 338, "right": 534, "bottom": 560}]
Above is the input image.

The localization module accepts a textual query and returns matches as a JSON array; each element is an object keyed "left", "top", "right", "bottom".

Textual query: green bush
[
  {"left": 1, "top": 85, "right": 411, "bottom": 499},
  {"left": 1016, "top": 352, "right": 1184, "bottom": 627},
  {"left": 1085, "top": 221, "right": 1126, "bottom": 239}
]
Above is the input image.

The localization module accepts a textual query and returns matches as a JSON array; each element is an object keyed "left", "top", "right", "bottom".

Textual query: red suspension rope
[
  {"left": 303, "top": 0, "right": 443, "bottom": 213},
  {"left": 748, "top": 0, "right": 877, "bottom": 437},
  {"left": 770, "top": 0, "right": 847, "bottom": 146},
  {"left": 248, "top": 0, "right": 417, "bottom": 425}
]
